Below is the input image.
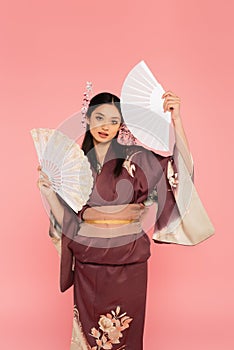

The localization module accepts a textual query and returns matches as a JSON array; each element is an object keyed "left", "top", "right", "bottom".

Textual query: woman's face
[{"left": 87, "top": 104, "right": 122, "bottom": 144}]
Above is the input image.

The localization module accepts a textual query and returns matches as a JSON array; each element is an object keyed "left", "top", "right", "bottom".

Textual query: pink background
[{"left": 1, "top": 0, "right": 233, "bottom": 349}]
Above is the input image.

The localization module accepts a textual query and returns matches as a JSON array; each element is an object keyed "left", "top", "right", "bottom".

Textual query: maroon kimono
[{"left": 51, "top": 142, "right": 180, "bottom": 350}]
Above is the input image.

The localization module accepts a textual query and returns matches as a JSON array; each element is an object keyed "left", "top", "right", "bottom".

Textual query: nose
[{"left": 102, "top": 123, "right": 109, "bottom": 130}]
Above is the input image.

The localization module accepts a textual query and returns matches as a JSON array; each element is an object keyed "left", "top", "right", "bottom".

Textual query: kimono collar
[
  {"left": 93, "top": 140, "right": 121, "bottom": 175},
  {"left": 101, "top": 140, "right": 120, "bottom": 165}
]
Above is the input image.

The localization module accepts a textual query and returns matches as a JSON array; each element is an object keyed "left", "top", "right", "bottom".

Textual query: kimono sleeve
[
  {"left": 48, "top": 194, "right": 89, "bottom": 292},
  {"left": 49, "top": 209, "right": 62, "bottom": 255},
  {"left": 61, "top": 199, "right": 93, "bottom": 291},
  {"left": 152, "top": 144, "right": 214, "bottom": 245}
]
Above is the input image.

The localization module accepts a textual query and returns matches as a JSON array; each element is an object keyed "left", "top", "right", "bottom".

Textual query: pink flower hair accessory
[{"left": 81, "top": 81, "right": 93, "bottom": 128}]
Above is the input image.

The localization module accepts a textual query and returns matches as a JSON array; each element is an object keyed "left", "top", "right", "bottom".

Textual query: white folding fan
[
  {"left": 120, "top": 60, "right": 175, "bottom": 155},
  {"left": 31, "top": 128, "right": 93, "bottom": 212}
]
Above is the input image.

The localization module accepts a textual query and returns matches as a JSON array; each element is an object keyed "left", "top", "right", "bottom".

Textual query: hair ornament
[
  {"left": 117, "top": 123, "right": 137, "bottom": 146},
  {"left": 81, "top": 81, "right": 93, "bottom": 128}
]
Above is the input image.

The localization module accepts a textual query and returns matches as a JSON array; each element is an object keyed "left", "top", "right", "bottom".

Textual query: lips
[{"left": 98, "top": 132, "right": 109, "bottom": 138}]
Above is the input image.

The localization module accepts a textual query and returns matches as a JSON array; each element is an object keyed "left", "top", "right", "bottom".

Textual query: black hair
[{"left": 81, "top": 92, "right": 126, "bottom": 177}]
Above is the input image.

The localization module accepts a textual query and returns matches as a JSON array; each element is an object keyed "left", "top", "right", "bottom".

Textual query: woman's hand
[
  {"left": 37, "top": 166, "right": 64, "bottom": 227},
  {"left": 163, "top": 91, "right": 193, "bottom": 173},
  {"left": 162, "top": 91, "right": 181, "bottom": 125},
  {"left": 37, "top": 165, "right": 54, "bottom": 198}
]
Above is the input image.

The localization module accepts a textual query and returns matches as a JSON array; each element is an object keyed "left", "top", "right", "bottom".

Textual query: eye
[
  {"left": 111, "top": 120, "right": 119, "bottom": 125},
  {"left": 95, "top": 116, "right": 103, "bottom": 121}
]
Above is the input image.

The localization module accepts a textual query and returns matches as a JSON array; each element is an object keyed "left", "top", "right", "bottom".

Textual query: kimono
[{"left": 49, "top": 142, "right": 214, "bottom": 350}]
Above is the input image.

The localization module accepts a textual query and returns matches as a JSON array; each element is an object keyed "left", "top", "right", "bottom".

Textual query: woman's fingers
[
  {"left": 163, "top": 97, "right": 181, "bottom": 103},
  {"left": 38, "top": 169, "right": 50, "bottom": 180},
  {"left": 162, "top": 91, "right": 179, "bottom": 98},
  {"left": 163, "top": 96, "right": 181, "bottom": 105},
  {"left": 162, "top": 91, "right": 181, "bottom": 113},
  {"left": 37, "top": 167, "right": 52, "bottom": 189},
  {"left": 163, "top": 101, "right": 180, "bottom": 112},
  {"left": 37, "top": 178, "right": 52, "bottom": 188},
  {"left": 36, "top": 166, "right": 55, "bottom": 198}
]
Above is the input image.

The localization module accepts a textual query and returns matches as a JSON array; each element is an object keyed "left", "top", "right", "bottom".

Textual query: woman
[{"left": 37, "top": 91, "right": 192, "bottom": 350}]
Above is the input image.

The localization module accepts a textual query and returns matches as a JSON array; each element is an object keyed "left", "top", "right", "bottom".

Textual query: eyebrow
[{"left": 94, "top": 112, "right": 121, "bottom": 120}]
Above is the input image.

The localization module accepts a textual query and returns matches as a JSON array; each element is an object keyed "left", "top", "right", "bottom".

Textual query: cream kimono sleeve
[{"left": 153, "top": 144, "right": 215, "bottom": 245}]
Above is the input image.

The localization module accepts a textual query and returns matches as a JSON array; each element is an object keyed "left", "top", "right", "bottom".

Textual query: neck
[{"left": 93, "top": 140, "right": 112, "bottom": 165}]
